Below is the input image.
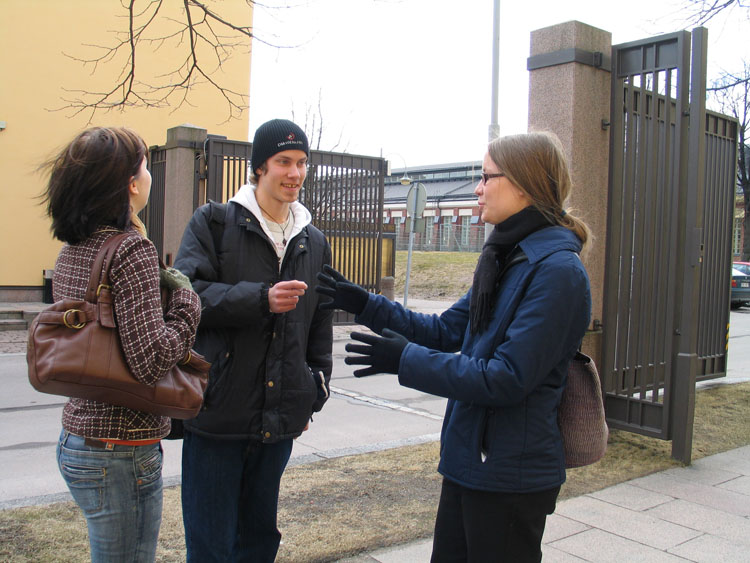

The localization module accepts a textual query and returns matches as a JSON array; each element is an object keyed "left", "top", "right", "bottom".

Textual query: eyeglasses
[{"left": 480, "top": 172, "right": 505, "bottom": 184}]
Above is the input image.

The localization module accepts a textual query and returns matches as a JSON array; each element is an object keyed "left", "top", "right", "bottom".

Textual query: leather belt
[
  {"left": 83, "top": 437, "right": 160, "bottom": 449},
  {"left": 84, "top": 438, "right": 115, "bottom": 450}
]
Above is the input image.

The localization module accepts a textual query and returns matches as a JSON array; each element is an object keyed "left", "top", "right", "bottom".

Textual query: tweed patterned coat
[{"left": 52, "top": 228, "right": 201, "bottom": 441}]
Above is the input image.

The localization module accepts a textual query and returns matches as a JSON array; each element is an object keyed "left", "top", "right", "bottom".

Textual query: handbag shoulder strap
[
  {"left": 84, "top": 232, "right": 134, "bottom": 304},
  {"left": 208, "top": 200, "right": 227, "bottom": 255},
  {"left": 499, "top": 248, "right": 528, "bottom": 280}
]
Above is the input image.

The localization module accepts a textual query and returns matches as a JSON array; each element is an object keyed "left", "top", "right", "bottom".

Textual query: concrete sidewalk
[{"left": 337, "top": 445, "right": 750, "bottom": 562}]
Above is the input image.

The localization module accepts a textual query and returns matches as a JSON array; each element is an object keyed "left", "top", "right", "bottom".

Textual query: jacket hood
[
  {"left": 230, "top": 183, "right": 312, "bottom": 245},
  {"left": 519, "top": 226, "right": 582, "bottom": 264}
]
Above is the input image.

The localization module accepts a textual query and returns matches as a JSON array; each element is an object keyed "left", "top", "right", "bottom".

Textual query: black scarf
[{"left": 469, "top": 206, "right": 551, "bottom": 334}]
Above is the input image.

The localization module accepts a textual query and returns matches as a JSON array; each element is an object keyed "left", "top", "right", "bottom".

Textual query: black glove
[
  {"left": 315, "top": 264, "right": 369, "bottom": 315},
  {"left": 344, "top": 328, "right": 409, "bottom": 377}
]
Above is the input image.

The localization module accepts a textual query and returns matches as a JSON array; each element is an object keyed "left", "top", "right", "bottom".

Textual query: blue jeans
[
  {"left": 56, "top": 430, "right": 164, "bottom": 563},
  {"left": 181, "top": 431, "right": 294, "bottom": 563}
]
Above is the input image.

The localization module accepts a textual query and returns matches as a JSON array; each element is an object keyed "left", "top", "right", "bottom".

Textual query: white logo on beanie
[{"left": 276, "top": 132, "right": 304, "bottom": 148}]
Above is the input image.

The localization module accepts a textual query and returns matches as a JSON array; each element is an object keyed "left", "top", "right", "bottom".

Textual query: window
[
  {"left": 461, "top": 216, "right": 470, "bottom": 247},
  {"left": 441, "top": 216, "right": 452, "bottom": 249}
]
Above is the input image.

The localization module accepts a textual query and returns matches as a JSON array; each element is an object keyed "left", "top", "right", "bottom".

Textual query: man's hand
[
  {"left": 269, "top": 280, "right": 307, "bottom": 314},
  {"left": 315, "top": 265, "right": 369, "bottom": 315},
  {"left": 344, "top": 328, "right": 409, "bottom": 377}
]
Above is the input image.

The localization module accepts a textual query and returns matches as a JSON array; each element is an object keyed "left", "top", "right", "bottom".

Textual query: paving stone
[
  {"left": 646, "top": 498, "right": 750, "bottom": 547},
  {"left": 540, "top": 544, "right": 589, "bottom": 562},
  {"left": 692, "top": 446, "right": 750, "bottom": 475},
  {"left": 590, "top": 482, "right": 674, "bottom": 511},
  {"left": 660, "top": 463, "right": 743, "bottom": 486},
  {"left": 556, "top": 496, "right": 701, "bottom": 551},
  {"left": 548, "top": 528, "right": 692, "bottom": 562},
  {"left": 630, "top": 472, "right": 750, "bottom": 517},
  {"left": 717, "top": 474, "right": 750, "bottom": 497},
  {"left": 668, "top": 532, "right": 750, "bottom": 563},
  {"left": 543, "top": 513, "right": 590, "bottom": 543}
]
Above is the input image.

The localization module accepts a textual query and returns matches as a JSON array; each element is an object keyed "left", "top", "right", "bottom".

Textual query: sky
[{"left": 247, "top": 0, "right": 747, "bottom": 169}]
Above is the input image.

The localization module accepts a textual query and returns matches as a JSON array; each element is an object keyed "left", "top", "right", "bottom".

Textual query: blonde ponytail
[{"left": 130, "top": 213, "right": 148, "bottom": 238}]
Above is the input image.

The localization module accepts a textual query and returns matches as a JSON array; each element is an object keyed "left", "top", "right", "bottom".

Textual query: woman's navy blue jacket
[{"left": 356, "top": 226, "right": 591, "bottom": 493}]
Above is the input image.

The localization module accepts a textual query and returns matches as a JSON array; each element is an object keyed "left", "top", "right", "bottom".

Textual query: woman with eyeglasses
[{"left": 316, "top": 131, "right": 592, "bottom": 562}]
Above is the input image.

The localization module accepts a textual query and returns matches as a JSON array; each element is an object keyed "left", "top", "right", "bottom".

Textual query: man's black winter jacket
[{"left": 174, "top": 201, "right": 333, "bottom": 442}]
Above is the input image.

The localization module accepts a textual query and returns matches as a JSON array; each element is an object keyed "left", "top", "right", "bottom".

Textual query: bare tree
[
  {"left": 709, "top": 63, "right": 750, "bottom": 259},
  {"left": 291, "top": 89, "right": 348, "bottom": 153},
  {"left": 56, "top": 0, "right": 270, "bottom": 123},
  {"left": 684, "top": 0, "right": 750, "bottom": 24}
]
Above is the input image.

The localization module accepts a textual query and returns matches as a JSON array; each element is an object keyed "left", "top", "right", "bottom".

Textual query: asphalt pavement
[
  {"left": 2, "top": 301, "right": 750, "bottom": 562},
  {"left": 0, "top": 298, "right": 451, "bottom": 510}
]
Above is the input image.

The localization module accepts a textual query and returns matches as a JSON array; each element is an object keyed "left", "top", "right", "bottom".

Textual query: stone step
[
  {"left": 0, "top": 319, "right": 27, "bottom": 331},
  {"left": 0, "top": 311, "right": 23, "bottom": 320}
]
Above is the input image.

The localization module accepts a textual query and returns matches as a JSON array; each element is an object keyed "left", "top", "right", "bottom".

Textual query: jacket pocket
[
  {"left": 194, "top": 327, "right": 234, "bottom": 409},
  {"left": 203, "top": 346, "right": 233, "bottom": 408},
  {"left": 308, "top": 366, "right": 329, "bottom": 413}
]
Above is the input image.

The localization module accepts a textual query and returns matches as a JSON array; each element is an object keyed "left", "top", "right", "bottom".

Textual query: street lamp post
[{"left": 486, "top": 0, "right": 501, "bottom": 241}]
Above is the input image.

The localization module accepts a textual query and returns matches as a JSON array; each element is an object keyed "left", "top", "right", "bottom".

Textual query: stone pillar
[
  {"left": 161, "top": 124, "right": 207, "bottom": 265},
  {"left": 380, "top": 276, "right": 395, "bottom": 301},
  {"left": 527, "top": 21, "right": 611, "bottom": 365}
]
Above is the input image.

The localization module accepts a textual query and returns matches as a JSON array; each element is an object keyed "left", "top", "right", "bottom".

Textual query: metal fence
[
  {"left": 204, "top": 136, "right": 252, "bottom": 204},
  {"left": 393, "top": 222, "right": 484, "bottom": 253},
  {"left": 140, "top": 147, "right": 167, "bottom": 261},
  {"left": 303, "top": 151, "right": 388, "bottom": 294},
  {"left": 697, "top": 111, "right": 739, "bottom": 377}
]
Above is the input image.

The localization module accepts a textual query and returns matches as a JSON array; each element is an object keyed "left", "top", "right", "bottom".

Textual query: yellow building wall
[{"left": 0, "top": 0, "right": 252, "bottom": 291}]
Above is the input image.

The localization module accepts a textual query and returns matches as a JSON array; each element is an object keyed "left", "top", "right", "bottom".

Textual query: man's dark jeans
[{"left": 181, "top": 431, "right": 293, "bottom": 563}]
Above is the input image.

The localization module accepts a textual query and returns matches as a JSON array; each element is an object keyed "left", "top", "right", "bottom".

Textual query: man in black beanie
[{"left": 174, "top": 118, "right": 333, "bottom": 562}]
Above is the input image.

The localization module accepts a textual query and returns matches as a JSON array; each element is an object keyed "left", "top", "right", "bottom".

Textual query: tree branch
[
  {"left": 684, "top": 0, "right": 749, "bottom": 25},
  {"left": 50, "top": 0, "right": 262, "bottom": 123}
]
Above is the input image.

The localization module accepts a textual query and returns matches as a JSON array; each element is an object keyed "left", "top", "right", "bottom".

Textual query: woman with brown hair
[
  {"left": 317, "top": 131, "right": 592, "bottom": 562},
  {"left": 41, "top": 127, "right": 201, "bottom": 562}
]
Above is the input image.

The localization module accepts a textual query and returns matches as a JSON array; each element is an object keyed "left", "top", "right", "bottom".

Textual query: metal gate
[
  {"left": 140, "top": 146, "right": 167, "bottom": 260},
  {"left": 602, "top": 28, "right": 738, "bottom": 462}
]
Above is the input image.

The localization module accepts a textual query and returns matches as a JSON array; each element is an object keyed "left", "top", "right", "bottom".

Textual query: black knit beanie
[{"left": 251, "top": 119, "right": 309, "bottom": 173}]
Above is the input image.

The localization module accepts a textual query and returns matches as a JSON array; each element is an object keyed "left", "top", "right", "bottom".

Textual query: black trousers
[{"left": 430, "top": 478, "right": 560, "bottom": 563}]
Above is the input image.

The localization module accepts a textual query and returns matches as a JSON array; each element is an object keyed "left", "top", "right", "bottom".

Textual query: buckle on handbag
[
  {"left": 96, "top": 283, "right": 111, "bottom": 296},
  {"left": 179, "top": 351, "right": 192, "bottom": 365},
  {"left": 62, "top": 309, "right": 86, "bottom": 329}
]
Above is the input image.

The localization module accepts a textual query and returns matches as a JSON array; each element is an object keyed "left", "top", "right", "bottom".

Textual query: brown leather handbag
[
  {"left": 27, "top": 233, "right": 209, "bottom": 419},
  {"left": 559, "top": 351, "right": 609, "bottom": 468}
]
